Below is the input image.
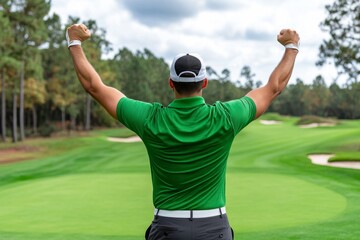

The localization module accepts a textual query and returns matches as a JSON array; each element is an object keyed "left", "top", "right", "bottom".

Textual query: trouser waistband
[{"left": 154, "top": 207, "right": 226, "bottom": 218}]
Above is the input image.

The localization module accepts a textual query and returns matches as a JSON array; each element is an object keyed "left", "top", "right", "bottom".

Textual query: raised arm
[
  {"left": 66, "top": 24, "right": 125, "bottom": 119},
  {"left": 246, "top": 29, "right": 300, "bottom": 119}
]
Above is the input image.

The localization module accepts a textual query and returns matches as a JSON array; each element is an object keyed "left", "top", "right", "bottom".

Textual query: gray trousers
[{"left": 145, "top": 214, "right": 234, "bottom": 240}]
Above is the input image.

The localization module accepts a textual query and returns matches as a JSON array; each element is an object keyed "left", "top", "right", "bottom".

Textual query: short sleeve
[
  {"left": 223, "top": 96, "right": 256, "bottom": 134},
  {"left": 116, "top": 97, "right": 153, "bottom": 137}
]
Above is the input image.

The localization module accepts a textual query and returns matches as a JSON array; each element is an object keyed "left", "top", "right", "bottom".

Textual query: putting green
[
  {"left": 0, "top": 172, "right": 346, "bottom": 237},
  {"left": 226, "top": 173, "right": 347, "bottom": 232},
  {"left": 0, "top": 174, "right": 153, "bottom": 236}
]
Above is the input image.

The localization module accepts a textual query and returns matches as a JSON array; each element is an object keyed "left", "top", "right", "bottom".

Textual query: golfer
[{"left": 67, "top": 24, "right": 299, "bottom": 240}]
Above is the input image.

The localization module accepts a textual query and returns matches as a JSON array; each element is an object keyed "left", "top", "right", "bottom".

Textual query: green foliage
[
  {"left": 0, "top": 6, "right": 20, "bottom": 71},
  {"left": 91, "top": 103, "right": 120, "bottom": 127},
  {"left": 0, "top": 10, "right": 12, "bottom": 52},
  {"left": 270, "top": 78, "right": 360, "bottom": 119},
  {"left": 111, "top": 48, "right": 172, "bottom": 104},
  {"left": 317, "top": 0, "right": 360, "bottom": 82},
  {"left": 239, "top": 65, "right": 256, "bottom": 91},
  {"left": 203, "top": 79, "right": 245, "bottom": 104},
  {"left": 303, "top": 75, "right": 331, "bottom": 116},
  {"left": 24, "top": 77, "right": 46, "bottom": 108},
  {"left": 204, "top": 66, "right": 249, "bottom": 104}
]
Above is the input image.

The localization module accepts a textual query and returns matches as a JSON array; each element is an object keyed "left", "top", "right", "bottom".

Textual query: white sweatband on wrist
[
  {"left": 68, "top": 40, "right": 81, "bottom": 48},
  {"left": 66, "top": 29, "right": 81, "bottom": 48},
  {"left": 285, "top": 43, "right": 299, "bottom": 51}
]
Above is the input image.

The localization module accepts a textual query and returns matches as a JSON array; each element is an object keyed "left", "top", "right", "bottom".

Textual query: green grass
[
  {"left": 0, "top": 118, "right": 359, "bottom": 239},
  {"left": 329, "top": 152, "right": 360, "bottom": 162},
  {"left": 0, "top": 174, "right": 153, "bottom": 236}
]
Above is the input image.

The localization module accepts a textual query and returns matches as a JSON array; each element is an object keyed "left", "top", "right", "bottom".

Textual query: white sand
[
  {"left": 308, "top": 154, "right": 360, "bottom": 170},
  {"left": 259, "top": 120, "right": 282, "bottom": 125},
  {"left": 107, "top": 136, "right": 142, "bottom": 143},
  {"left": 300, "top": 123, "right": 336, "bottom": 128}
]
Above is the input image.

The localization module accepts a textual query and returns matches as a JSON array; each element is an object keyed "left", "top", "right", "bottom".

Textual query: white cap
[{"left": 170, "top": 53, "right": 207, "bottom": 82}]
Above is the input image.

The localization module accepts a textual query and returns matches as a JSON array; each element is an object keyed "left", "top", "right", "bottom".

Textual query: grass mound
[
  {"left": 295, "top": 115, "right": 338, "bottom": 126},
  {"left": 260, "top": 112, "right": 284, "bottom": 121}
]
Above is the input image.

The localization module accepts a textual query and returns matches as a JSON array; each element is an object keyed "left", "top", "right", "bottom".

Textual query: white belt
[{"left": 154, "top": 207, "right": 226, "bottom": 218}]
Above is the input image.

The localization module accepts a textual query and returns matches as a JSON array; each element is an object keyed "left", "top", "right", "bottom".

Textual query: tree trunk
[
  {"left": 1, "top": 68, "right": 6, "bottom": 142},
  {"left": 68, "top": 114, "right": 76, "bottom": 135},
  {"left": 70, "top": 114, "right": 76, "bottom": 132},
  {"left": 12, "top": 91, "right": 17, "bottom": 143},
  {"left": 19, "top": 61, "right": 25, "bottom": 140},
  {"left": 61, "top": 107, "right": 66, "bottom": 131},
  {"left": 32, "top": 105, "right": 37, "bottom": 135},
  {"left": 85, "top": 94, "right": 91, "bottom": 131}
]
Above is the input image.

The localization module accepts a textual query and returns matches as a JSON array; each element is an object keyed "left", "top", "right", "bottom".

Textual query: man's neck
[{"left": 174, "top": 91, "right": 203, "bottom": 99}]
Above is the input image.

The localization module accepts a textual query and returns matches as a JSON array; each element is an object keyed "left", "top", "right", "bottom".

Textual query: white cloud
[{"left": 50, "top": 0, "right": 342, "bottom": 85}]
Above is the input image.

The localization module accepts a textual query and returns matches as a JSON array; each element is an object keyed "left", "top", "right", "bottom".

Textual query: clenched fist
[
  {"left": 66, "top": 24, "right": 91, "bottom": 48},
  {"left": 277, "top": 29, "right": 300, "bottom": 47}
]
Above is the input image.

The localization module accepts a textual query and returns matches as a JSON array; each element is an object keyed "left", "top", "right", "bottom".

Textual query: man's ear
[
  {"left": 202, "top": 79, "right": 208, "bottom": 89},
  {"left": 169, "top": 79, "right": 175, "bottom": 89}
]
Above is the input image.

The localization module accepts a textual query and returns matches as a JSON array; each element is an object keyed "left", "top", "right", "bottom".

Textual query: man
[{"left": 66, "top": 24, "right": 299, "bottom": 240}]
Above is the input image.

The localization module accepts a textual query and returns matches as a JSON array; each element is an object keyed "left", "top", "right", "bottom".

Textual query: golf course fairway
[
  {"left": 0, "top": 173, "right": 346, "bottom": 236},
  {"left": 0, "top": 116, "right": 359, "bottom": 239}
]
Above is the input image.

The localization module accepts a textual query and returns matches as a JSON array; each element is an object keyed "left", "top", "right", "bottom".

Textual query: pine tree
[{"left": 317, "top": 0, "right": 360, "bottom": 82}]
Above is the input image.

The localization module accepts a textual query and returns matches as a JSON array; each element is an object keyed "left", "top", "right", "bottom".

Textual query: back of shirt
[{"left": 117, "top": 96, "right": 256, "bottom": 210}]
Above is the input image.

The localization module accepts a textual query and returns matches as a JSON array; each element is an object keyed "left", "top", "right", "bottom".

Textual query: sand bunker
[
  {"left": 107, "top": 136, "right": 142, "bottom": 143},
  {"left": 259, "top": 120, "right": 282, "bottom": 125},
  {"left": 308, "top": 154, "right": 360, "bottom": 170},
  {"left": 300, "top": 123, "right": 336, "bottom": 128}
]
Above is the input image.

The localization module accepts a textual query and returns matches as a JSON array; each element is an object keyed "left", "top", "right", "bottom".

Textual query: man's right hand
[
  {"left": 277, "top": 29, "right": 299, "bottom": 46},
  {"left": 66, "top": 24, "right": 91, "bottom": 47}
]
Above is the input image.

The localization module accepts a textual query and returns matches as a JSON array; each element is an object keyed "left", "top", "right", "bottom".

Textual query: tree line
[{"left": 0, "top": 0, "right": 359, "bottom": 143}]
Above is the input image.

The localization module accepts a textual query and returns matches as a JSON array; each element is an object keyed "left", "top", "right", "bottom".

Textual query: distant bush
[
  {"left": 295, "top": 115, "right": 338, "bottom": 126},
  {"left": 38, "top": 122, "right": 56, "bottom": 137},
  {"left": 261, "top": 112, "right": 284, "bottom": 121},
  {"left": 91, "top": 106, "right": 120, "bottom": 128}
]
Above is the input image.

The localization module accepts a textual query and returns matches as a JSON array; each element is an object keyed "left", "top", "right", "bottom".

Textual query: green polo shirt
[{"left": 117, "top": 96, "right": 256, "bottom": 210}]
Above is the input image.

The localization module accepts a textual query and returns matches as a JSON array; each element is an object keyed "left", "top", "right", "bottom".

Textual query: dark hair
[
  {"left": 171, "top": 80, "right": 204, "bottom": 94},
  {"left": 171, "top": 77, "right": 204, "bottom": 95}
]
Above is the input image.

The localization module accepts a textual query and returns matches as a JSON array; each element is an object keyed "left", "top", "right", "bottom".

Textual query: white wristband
[
  {"left": 285, "top": 43, "right": 299, "bottom": 51},
  {"left": 68, "top": 40, "right": 81, "bottom": 48},
  {"left": 66, "top": 29, "right": 81, "bottom": 48}
]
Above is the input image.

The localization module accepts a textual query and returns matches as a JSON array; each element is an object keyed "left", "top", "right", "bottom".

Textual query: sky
[{"left": 50, "top": 0, "right": 342, "bottom": 86}]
